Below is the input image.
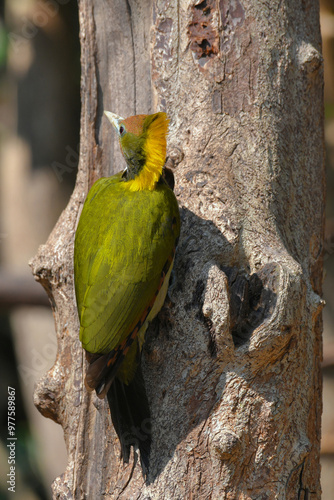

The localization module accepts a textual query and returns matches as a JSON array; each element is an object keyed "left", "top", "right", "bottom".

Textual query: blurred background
[
  {"left": 0, "top": 0, "right": 333, "bottom": 498},
  {"left": 0, "top": 1, "right": 79, "bottom": 498}
]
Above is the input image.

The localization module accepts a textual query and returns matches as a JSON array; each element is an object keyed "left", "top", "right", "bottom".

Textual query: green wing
[{"left": 74, "top": 174, "right": 180, "bottom": 355}]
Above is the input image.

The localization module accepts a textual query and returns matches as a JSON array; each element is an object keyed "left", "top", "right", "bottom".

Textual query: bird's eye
[{"left": 119, "top": 125, "right": 125, "bottom": 136}]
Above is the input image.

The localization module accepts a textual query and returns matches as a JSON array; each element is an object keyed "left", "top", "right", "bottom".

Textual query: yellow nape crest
[{"left": 127, "top": 112, "right": 169, "bottom": 191}]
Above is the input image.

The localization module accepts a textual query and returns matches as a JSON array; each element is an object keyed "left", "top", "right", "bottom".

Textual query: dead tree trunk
[{"left": 31, "top": 0, "right": 324, "bottom": 498}]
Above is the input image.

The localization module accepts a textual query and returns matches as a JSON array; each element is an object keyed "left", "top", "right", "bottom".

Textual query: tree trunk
[{"left": 30, "top": 0, "right": 324, "bottom": 498}]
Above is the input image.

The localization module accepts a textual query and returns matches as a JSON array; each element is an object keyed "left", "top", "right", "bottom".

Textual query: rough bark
[{"left": 30, "top": 0, "right": 324, "bottom": 498}]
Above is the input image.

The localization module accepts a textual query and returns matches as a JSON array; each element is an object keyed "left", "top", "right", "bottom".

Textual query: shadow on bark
[{"left": 137, "top": 207, "right": 278, "bottom": 483}]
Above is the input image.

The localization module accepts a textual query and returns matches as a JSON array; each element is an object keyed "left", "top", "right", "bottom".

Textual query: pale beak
[{"left": 104, "top": 111, "right": 124, "bottom": 132}]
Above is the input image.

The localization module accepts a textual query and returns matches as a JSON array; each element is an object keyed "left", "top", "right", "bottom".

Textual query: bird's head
[{"left": 104, "top": 111, "right": 169, "bottom": 191}]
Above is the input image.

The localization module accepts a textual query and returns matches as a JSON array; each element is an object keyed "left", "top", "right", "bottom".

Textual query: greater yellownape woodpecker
[{"left": 74, "top": 111, "right": 180, "bottom": 474}]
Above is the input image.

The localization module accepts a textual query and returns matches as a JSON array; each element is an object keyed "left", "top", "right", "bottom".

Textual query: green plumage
[
  {"left": 74, "top": 111, "right": 180, "bottom": 474},
  {"left": 75, "top": 173, "right": 179, "bottom": 362}
]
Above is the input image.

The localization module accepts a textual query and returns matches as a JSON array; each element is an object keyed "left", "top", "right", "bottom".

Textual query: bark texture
[{"left": 30, "top": 0, "right": 324, "bottom": 498}]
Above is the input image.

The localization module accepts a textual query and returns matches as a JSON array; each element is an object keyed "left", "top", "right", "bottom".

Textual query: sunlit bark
[{"left": 31, "top": 0, "right": 324, "bottom": 497}]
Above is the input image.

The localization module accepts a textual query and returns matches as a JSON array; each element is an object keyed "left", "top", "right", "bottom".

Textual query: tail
[{"left": 106, "top": 364, "right": 151, "bottom": 476}]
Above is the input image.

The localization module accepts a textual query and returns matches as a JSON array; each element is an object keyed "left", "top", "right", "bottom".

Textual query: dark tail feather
[{"left": 106, "top": 365, "right": 151, "bottom": 476}]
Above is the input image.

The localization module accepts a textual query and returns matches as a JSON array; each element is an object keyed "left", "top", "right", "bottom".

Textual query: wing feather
[{"left": 74, "top": 175, "right": 180, "bottom": 355}]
